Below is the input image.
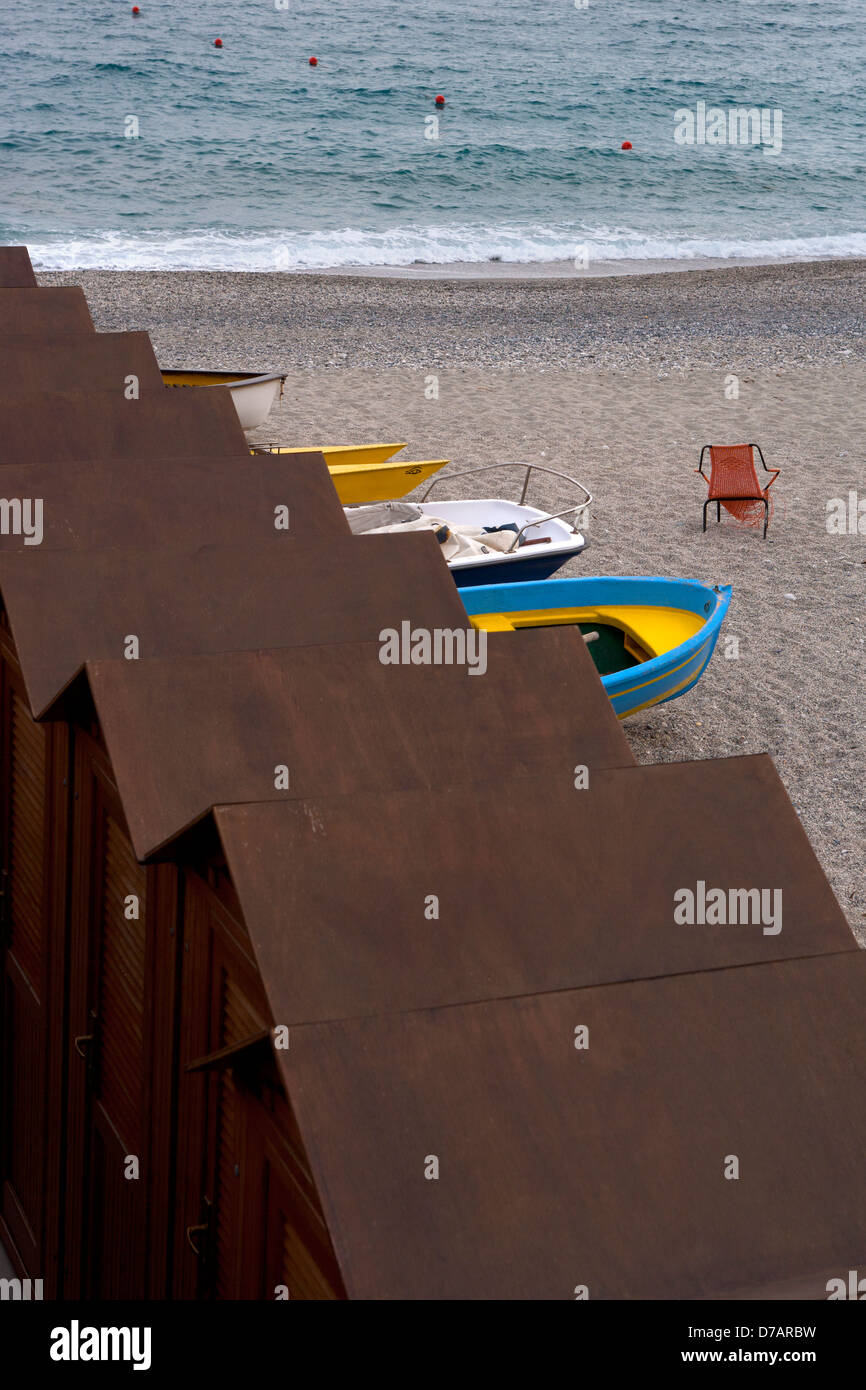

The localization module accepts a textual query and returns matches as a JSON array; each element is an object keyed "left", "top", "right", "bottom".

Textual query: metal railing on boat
[{"left": 419, "top": 462, "right": 593, "bottom": 553}]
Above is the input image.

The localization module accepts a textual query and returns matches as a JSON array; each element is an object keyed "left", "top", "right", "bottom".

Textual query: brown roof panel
[
  {"left": 0, "top": 387, "right": 247, "bottom": 464},
  {"left": 0, "top": 534, "right": 469, "bottom": 718},
  {"left": 0, "top": 332, "right": 164, "bottom": 394},
  {"left": 0, "top": 247, "right": 38, "bottom": 288},
  {"left": 0, "top": 450, "right": 348, "bottom": 553},
  {"left": 215, "top": 754, "right": 854, "bottom": 1025},
  {"left": 84, "top": 628, "right": 631, "bottom": 858},
  {"left": 0, "top": 287, "right": 93, "bottom": 334},
  {"left": 284, "top": 951, "right": 866, "bottom": 1299}
]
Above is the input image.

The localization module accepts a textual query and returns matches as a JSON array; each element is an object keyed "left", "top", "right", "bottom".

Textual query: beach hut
[
  {"left": 0, "top": 514, "right": 631, "bottom": 1297},
  {"left": 0, "top": 246, "right": 39, "bottom": 289},
  {"left": 0, "top": 332, "right": 164, "bottom": 397},
  {"left": 4, "top": 523, "right": 864, "bottom": 1297},
  {"left": 0, "top": 287, "right": 94, "bottom": 335},
  {"left": 0, "top": 388, "right": 248, "bottom": 466},
  {"left": 0, "top": 329, "right": 370, "bottom": 1295},
  {"left": 0, "top": 452, "right": 355, "bottom": 1294},
  {"left": 0, "top": 322, "right": 628, "bottom": 1295}
]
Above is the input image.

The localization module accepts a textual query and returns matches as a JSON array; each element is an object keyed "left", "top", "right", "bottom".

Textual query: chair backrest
[{"left": 707, "top": 444, "right": 762, "bottom": 499}]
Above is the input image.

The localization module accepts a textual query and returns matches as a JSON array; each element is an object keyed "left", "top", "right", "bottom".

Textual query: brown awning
[
  {"left": 0, "top": 287, "right": 93, "bottom": 334},
  {"left": 282, "top": 950, "right": 866, "bottom": 1299},
  {"left": 0, "top": 534, "right": 470, "bottom": 719},
  {"left": 0, "top": 450, "right": 348, "bottom": 552},
  {"left": 0, "top": 247, "right": 38, "bottom": 289},
  {"left": 215, "top": 754, "right": 854, "bottom": 1025},
  {"left": 0, "top": 387, "right": 247, "bottom": 464},
  {"left": 83, "top": 627, "right": 631, "bottom": 858},
  {"left": 0, "top": 332, "right": 164, "bottom": 394}
]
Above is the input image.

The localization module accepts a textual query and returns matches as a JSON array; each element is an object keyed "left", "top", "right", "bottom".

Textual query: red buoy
[
  {"left": 435, "top": 94, "right": 445, "bottom": 106},
  {"left": 132, "top": 5, "right": 140, "bottom": 13},
  {"left": 621, "top": 140, "right": 632, "bottom": 150},
  {"left": 309, "top": 56, "right": 318, "bottom": 66},
  {"left": 214, "top": 38, "right": 223, "bottom": 48}
]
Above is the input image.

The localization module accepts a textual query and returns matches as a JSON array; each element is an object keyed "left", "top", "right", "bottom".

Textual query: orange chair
[{"left": 696, "top": 444, "right": 780, "bottom": 539}]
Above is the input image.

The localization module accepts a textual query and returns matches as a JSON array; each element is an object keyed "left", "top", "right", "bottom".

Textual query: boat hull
[
  {"left": 162, "top": 369, "right": 285, "bottom": 430},
  {"left": 451, "top": 548, "right": 581, "bottom": 586},
  {"left": 254, "top": 443, "right": 406, "bottom": 469},
  {"left": 333, "top": 459, "right": 447, "bottom": 505},
  {"left": 461, "top": 575, "right": 732, "bottom": 717},
  {"left": 346, "top": 495, "right": 587, "bottom": 585}
]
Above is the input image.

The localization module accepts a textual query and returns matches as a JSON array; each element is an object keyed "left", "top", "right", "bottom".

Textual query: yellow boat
[
  {"left": 461, "top": 576, "right": 732, "bottom": 718},
  {"left": 254, "top": 442, "right": 406, "bottom": 469},
  {"left": 251, "top": 443, "right": 446, "bottom": 504},
  {"left": 330, "top": 459, "right": 448, "bottom": 506}
]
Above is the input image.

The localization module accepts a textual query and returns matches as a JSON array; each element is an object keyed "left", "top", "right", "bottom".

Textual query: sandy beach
[{"left": 41, "top": 259, "right": 866, "bottom": 941}]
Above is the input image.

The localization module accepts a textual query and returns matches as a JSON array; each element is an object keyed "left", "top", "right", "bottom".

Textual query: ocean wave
[{"left": 22, "top": 225, "right": 866, "bottom": 272}]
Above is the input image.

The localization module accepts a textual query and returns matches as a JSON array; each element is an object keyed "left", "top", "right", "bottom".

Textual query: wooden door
[
  {"left": 0, "top": 650, "right": 68, "bottom": 1293},
  {"left": 240, "top": 1097, "right": 345, "bottom": 1301},
  {"left": 174, "top": 871, "right": 344, "bottom": 1300},
  {"left": 64, "top": 732, "right": 150, "bottom": 1299},
  {"left": 174, "top": 872, "right": 268, "bottom": 1298}
]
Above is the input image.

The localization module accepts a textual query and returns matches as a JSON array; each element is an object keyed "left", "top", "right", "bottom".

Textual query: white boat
[
  {"left": 344, "top": 463, "right": 592, "bottom": 587},
  {"left": 161, "top": 369, "right": 286, "bottom": 432}
]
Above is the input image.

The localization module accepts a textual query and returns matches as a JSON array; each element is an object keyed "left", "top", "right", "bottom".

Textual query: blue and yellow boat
[{"left": 461, "top": 575, "right": 732, "bottom": 718}]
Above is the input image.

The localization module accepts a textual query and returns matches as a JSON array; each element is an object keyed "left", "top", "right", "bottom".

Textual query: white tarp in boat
[{"left": 345, "top": 502, "right": 517, "bottom": 561}]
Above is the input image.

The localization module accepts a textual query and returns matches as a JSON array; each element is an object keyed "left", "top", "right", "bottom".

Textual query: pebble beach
[{"left": 41, "top": 258, "right": 866, "bottom": 941}]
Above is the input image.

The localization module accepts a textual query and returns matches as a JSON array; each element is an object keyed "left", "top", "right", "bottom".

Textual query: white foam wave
[{"left": 22, "top": 225, "right": 866, "bottom": 271}]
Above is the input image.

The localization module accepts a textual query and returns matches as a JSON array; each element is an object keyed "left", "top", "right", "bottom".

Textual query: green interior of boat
[{"left": 578, "top": 623, "right": 647, "bottom": 676}]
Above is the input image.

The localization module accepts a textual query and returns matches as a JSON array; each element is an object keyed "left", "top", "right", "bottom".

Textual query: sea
[{"left": 1, "top": 0, "right": 864, "bottom": 272}]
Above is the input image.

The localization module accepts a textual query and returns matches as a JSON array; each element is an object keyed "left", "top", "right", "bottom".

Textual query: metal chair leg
[{"left": 702, "top": 500, "right": 710, "bottom": 533}]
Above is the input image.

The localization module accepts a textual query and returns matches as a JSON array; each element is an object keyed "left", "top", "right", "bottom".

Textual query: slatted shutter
[
  {"left": 212, "top": 967, "right": 263, "bottom": 1298},
  {"left": 255, "top": 1123, "right": 344, "bottom": 1301}
]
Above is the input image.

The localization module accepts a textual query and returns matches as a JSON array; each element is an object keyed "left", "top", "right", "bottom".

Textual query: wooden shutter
[{"left": 256, "top": 1126, "right": 345, "bottom": 1301}]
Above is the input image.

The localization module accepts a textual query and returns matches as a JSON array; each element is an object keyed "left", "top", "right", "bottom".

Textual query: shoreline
[
  {"left": 277, "top": 252, "right": 866, "bottom": 281},
  {"left": 33, "top": 252, "right": 865, "bottom": 281},
  {"left": 38, "top": 257, "right": 866, "bottom": 373}
]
